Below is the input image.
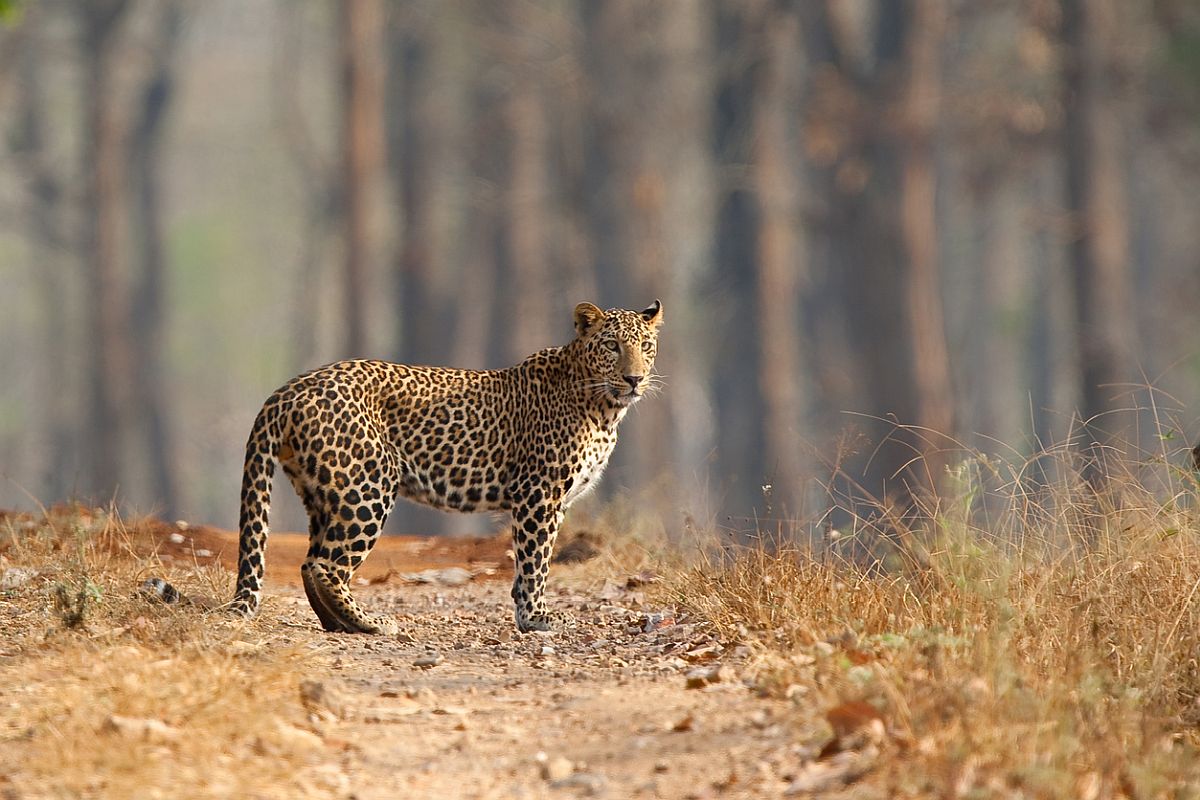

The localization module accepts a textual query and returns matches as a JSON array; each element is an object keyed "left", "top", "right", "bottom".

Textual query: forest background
[{"left": 0, "top": 0, "right": 1198, "bottom": 538}]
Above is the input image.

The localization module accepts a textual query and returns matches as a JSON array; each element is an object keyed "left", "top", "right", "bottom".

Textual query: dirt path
[
  {"left": 258, "top": 565, "right": 796, "bottom": 799},
  {"left": 1, "top": 513, "right": 807, "bottom": 799}
]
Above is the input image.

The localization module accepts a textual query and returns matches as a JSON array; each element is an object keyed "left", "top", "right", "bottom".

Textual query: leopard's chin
[{"left": 610, "top": 389, "right": 641, "bottom": 407}]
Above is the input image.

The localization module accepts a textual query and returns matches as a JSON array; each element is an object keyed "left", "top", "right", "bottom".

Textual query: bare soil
[
  {"left": 233, "top": 523, "right": 800, "bottom": 800},
  {"left": 275, "top": 575, "right": 798, "bottom": 800},
  {"left": 0, "top": 513, "right": 810, "bottom": 800}
]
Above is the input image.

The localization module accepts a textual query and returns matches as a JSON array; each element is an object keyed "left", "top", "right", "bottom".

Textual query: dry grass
[
  {"left": 0, "top": 506, "right": 342, "bottom": 800},
  {"left": 665, "top": 444, "right": 1200, "bottom": 798}
]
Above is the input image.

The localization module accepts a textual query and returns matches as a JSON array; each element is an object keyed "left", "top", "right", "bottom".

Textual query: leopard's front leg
[{"left": 510, "top": 493, "right": 566, "bottom": 632}]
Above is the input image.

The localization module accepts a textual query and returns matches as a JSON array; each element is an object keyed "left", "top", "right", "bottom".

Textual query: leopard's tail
[{"left": 229, "top": 404, "right": 280, "bottom": 618}]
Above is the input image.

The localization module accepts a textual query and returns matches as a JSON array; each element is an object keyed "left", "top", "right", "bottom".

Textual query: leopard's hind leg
[{"left": 296, "top": 466, "right": 399, "bottom": 636}]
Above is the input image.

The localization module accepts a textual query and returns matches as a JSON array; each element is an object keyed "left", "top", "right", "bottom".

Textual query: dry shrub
[
  {"left": 667, "top": 441, "right": 1200, "bottom": 797},
  {"left": 0, "top": 507, "right": 342, "bottom": 800}
]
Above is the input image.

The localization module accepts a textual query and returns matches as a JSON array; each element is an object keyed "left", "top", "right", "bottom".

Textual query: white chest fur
[{"left": 563, "top": 442, "right": 616, "bottom": 507}]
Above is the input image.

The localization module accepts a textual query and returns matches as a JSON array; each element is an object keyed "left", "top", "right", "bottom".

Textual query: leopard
[{"left": 228, "top": 300, "right": 663, "bottom": 634}]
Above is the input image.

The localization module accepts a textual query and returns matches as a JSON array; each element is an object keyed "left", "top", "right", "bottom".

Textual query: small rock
[
  {"left": 683, "top": 644, "right": 723, "bottom": 663},
  {"left": 553, "top": 531, "right": 602, "bottom": 564},
  {"left": 138, "top": 577, "right": 181, "bottom": 605},
  {"left": 625, "top": 571, "right": 659, "bottom": 588},
  {"left": 194, "top": 548, "right": 213, "bottom": 558},
  {"left": 413, "top": 653, "right": 443, "bottom": 669},
  {"left": 432, "top": 706, "right": 468, "bottom": 716},
  {"left": 783, "top": 747, "right": 878, "bottom": 795},
  {"left": 406, "top": 686, "right": 438, "bottom": 703},
  {"left": 654, "top": 761, "right": 670, "bottom": 773},
  {"left": 299, "top": 680, "right": 349, "bottom": 720},
  {"left": 596, "top": 580, "right": 625, "bottom": 602},
  {"left": 273, "top": 721, "right": 324, "bottom": 750},
  {"left": 102, "top": 715, "right": 181, "bottom": 743},
  {"left": 537, "top": 753, "right": 575, "bottom": 782},
  {"left": 642, "top": 612, "right": 676, "bottom": 633},
  {"left": 670, "top": 714, "right": 695, "bottom": 733},
  {"left": 540, "top": 645, "right": 556, "bottom": 656},
  {"left": 168, "top": 532, "right": 186, "bottom": 544},
  {"left": 0, "top": 567, "right": 37, "bottom": 590},
  {"left": 551, "top": 773, "right": 605, "bottom": 795},
  {"left": 174, "top": 520, "right": 189, "bottom": 531},
  {"left": 404, "top": 567, "right": 473, "bottom": 586},
  {"left": 685, "top": 664, "right": 735, "bottom": 689}
]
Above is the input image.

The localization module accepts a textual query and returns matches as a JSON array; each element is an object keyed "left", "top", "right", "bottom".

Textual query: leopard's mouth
[{"left": 610, "top": 386, "right": 641, "bottom": 406}]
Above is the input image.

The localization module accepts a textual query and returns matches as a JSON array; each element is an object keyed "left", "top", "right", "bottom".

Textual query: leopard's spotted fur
[{"left": 228, "top": 301, "right": 663, "bottom": 633}]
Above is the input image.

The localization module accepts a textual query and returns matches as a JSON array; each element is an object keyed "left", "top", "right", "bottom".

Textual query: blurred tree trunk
[
  {"left": 712, "top": 3, "right": 764, "bottom": 525},
  {"left": 79, "top": 0, "right": 132, "bottom": 501},
  {"left": 14, "top": 7, "right": 73, "bottom": 501},
  {"left": 501, "top": 76, "right": 551, "bottom": 361},
  {"left": 389, "top": 6, "right": 490, "bottom": 535},
  {"left": 1061, "top": 0, "right": 1135, "bottom": 474},
  {"left": 492, "top": 1, "right": 553, "bottom": 364},
  {"left": 129, "top": 2, "right": 181, "bottom": 518},
  {"left": 802, "top": 0, "right": 954, "bottom": 509},
  {"left": 578, "top": 1, "right": 715, "bottom": 503},
  {"left": 653, "top": 0, "right": 717, "bottom": 511},
  {"left": 277, "top": 4, "right": 337, "bottom": 373},
  {"left": 751, "top": 1, "right": 809, "bottom": 518},
  {"left": 339, "top": 0, "right": 385, "bottom": 356},
  {"left": 392, "top": 13, "right": 446, "bottom": 366},
  {"left": 901, "top": 0, "right": 954, "bottom": 464}
]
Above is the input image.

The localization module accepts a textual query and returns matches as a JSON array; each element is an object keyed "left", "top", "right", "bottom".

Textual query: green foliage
[
  {"left": 52, "top": 580, "right": 102, "bottom": 629},
  {"left": 0, "top": 0, "right": 20, "bottom": 25}
]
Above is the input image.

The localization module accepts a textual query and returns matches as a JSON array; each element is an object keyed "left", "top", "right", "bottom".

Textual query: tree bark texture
[
  {"left": 802, "top": 0, "right": 955, "bottom": 508},
  {"left": 130, "top": 2, "right": 182, "bottom": 518},
  {"left": 751, "top": 2, "right": 810, "bottom": 516},
  {"left": 16, "top": 7, "right": 74, "bottom": 501},
  {"left": 80, "top": 0, "right": 132, "bottom": 500},
  {"left": 340, "top": 0, "right": 385, "bottom": 356},
  {"left": 1061, "top": 0, "right": 1135, "bottom": 466}
]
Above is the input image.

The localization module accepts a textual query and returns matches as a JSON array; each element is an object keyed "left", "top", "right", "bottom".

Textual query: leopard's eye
[
  {"left": 603, "top": 340, "right": 619, "bottom": 353},
  {"left": 641, "top": 340, "right": 654, "bottom": 353}
]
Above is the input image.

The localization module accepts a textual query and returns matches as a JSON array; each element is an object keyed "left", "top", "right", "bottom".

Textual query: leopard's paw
[{"left": 515, "top": 606, "right": 572, "bottom": 634}]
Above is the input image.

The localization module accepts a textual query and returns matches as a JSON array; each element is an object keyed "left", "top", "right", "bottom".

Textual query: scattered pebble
[
  {"left": 536, "top": 752, "right": 574, "bottom": 782},
  {"left": 299, "top": 680, "right": 350, "bottom": 721},
  {"left": 670, "top": 713, "right": 695, "bottom": 733},
  {"left": 0, "top": 567, "right": 37, "bottom": 590},
  {"left": 641, "top": 612, "right": 676, "bottom": 634},
  {"left": 102, "top": 715, "right": 181, "bottom": 743},
  {"left": 551, "top": 773, "right": 605, "bottom": 795},
  {"left": 685, "top": 664, "right": 735, "bottom": 689},
  {"left": 683, "top": 644, "right": 722, "bottom": 663},
  {"left": 404, "top": 567, "right": 473, "bottom": 586},
  {"left": 138, "top": 577, "right": 181, "bottom": 604},
  {"left": 413, "top": 653, "right": 443, "bottom": 669},
  {"left": 273, "top": 721, "right": 324, "bottom": 750}
]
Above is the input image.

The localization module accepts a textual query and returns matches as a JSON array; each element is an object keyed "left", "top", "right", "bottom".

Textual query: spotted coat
[{"left": 228, "top": 301, "right": 663, "bottom": 633}]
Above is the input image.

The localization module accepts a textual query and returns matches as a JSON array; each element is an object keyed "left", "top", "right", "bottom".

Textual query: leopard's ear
[
  {"left": 640, "top": 299, "right": 663, "bottom": 327},
  {"left": 574, "top": 302, "right": 605, "bottom": 336}
]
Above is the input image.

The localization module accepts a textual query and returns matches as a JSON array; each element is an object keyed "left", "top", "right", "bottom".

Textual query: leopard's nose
[{"left": 624, "top": 375, "right": 643, "bottom": 390}]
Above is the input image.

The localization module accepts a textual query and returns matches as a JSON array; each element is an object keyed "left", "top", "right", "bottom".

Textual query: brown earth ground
[{"left": 0, "top": 510, "right": 818, "bottom": 800}]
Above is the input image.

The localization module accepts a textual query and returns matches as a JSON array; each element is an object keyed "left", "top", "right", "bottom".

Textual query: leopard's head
[{"left": 572, "top": 300, "right": 664, "bottom": 408}]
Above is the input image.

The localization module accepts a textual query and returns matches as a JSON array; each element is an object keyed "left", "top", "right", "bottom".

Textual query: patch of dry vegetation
[
  {"left": 666, "top": 447, "right": 1200, "bottom": 798},
  {"left": 0, "top": 506, "right": 343, "bottom": 800}
]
